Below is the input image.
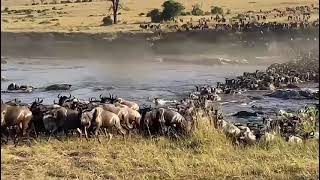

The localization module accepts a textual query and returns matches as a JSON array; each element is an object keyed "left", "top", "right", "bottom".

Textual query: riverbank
[
  {"left": 1, "top": 120, "right": 318, "bottom": 179},
  {"left": 1, "top": 29, "right": 319, "bottom": 59}
]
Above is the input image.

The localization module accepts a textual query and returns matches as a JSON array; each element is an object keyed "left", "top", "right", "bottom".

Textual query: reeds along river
[{"left": 1, "top": 31, "right": 319, "bottom": 122}]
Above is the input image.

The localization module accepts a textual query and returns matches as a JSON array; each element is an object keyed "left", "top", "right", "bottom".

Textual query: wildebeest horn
[
  {"left": 99, "top": 94, "right": 103, "bottom": 99},
  {"left": 57, "top": 93, "right": 61, "bottom": 98},
  {"left": 39, "top": 99, "right": 43, "bottom": 103},
  {"left": 109, "top": 93, "right": 112, "bottom": 99},
  {"left": 68, "top": 93, "right": 72, "bottom": 99},
  {"left": 53, "top": 99, "right": 57, "bottom": 104}
]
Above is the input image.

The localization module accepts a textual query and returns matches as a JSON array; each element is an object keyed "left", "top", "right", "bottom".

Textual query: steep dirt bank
[{"left": 1, "top": 29, "right": 319, "bottom": 59}]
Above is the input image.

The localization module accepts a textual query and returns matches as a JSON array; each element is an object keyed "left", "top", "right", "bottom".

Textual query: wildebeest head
[
  {"left": 57, "top": 93, "right": 72, "bottom": 106},
  {"left": 80, "top": 109, "right": 93, "bottom": 127},
  {"left": 31, "top": 98, "right": 44, "bottom": 109},
  {"left": 89, "top": 97, "right": 99, "bottom": 103},
  {"left": 100, "top": 93, "right": 117, "bottom": 103},
  {"left": 5, "top": 98, "right": 22, "bottom": 106}
]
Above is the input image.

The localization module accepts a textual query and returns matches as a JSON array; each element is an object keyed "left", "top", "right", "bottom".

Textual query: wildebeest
[
  {"left": 101, "top": 103, "right": 133, "bottom": 130},
  {"left": 160, "top": 108, "right": 193, "bottom": 136},
  {"left": 117, "top": 98, "right": 139, "bottom": 111},
  {"left": 45, "top": 84, "right": 72, "bottom": 91},
  {"left": 114, "top": 102, "right": 141, "bottom": 130},
  {"left": 140, "top": 107, "right": 165, "bottom": 136},
  {"left": 1, "top": 103, "right": 33, "bottom": 144},
  {"left": 54, "top": 93, "right": 78, "bottom": 109},
  {"left": 42, "top": 106, "right": 83, "bottom": 139},
  {"left": 82, "top": 107, "right": 127, "bottom": 143}
]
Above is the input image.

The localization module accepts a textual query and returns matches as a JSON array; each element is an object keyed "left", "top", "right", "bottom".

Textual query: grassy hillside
[
  {"left": 1, "top": 0, "right": 319, "bottom": 33},
  {"left": 1, "top": 119, "right": 319, "bottom": 179}
]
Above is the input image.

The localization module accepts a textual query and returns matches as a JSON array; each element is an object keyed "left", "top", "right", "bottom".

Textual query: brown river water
[{"left": 1, "top": 32, "right": 318, "bottom": 122}]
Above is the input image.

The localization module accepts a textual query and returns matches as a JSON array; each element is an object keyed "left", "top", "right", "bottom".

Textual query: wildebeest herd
[
  {"left": 1, "top": 51, "right": 319, "bottom": 146},
  {"left": 1, "top": 92, "right": 198, "bottom": 145},
  {"left": 142, "top": 4, "right": 319, "bottom": 34}
]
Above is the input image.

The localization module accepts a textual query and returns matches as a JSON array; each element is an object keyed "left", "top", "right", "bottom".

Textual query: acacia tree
[{"left": 108, "top": 0, "right": 120, "bottom": 24}]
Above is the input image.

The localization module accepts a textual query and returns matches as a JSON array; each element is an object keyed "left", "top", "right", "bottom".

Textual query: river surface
[{"left": 1, "top": 55, "right": 318, "bottom": 123}]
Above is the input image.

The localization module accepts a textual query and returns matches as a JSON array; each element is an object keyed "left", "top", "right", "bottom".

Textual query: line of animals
[
  {"left": 142, "top": 4, "right": 319, "bottom": 32},
  {"left": 1, "top": 52, "right": 319, "bottom": 146},
  {"left": 143, "top": 19, "right": 319, "bottom": 33},
  {"left": 1, "top": 93, "right": 198, "bottom": 145},
  {"left": 1, "top": 89, "right": 318, "bottom": 147},
  {"left": 188, "top": 54, "right": 319, "bottom": 101}
]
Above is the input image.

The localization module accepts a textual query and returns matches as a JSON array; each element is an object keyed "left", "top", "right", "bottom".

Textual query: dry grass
[
  {"left": 1, "top": 119, "right": 319, "bottom": 179},
  {"left": 1, "top": 0, "right": 319, "bottom": 33}
]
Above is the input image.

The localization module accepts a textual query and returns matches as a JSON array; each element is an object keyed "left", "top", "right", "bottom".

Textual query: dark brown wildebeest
[
  {"left": 42, "top": 106, "right": 83, "bottom": 140},
  {"left": 140, "top": 107, "right": 165, "bottom": 136}
]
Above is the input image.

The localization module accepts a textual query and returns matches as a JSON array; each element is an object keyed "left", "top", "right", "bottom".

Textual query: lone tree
[
  {"left": 108, "top": 0, "right": 120, "bottom": 24},
  {"left": 147, "top": 8, "right": 162, "bottom": 23}
]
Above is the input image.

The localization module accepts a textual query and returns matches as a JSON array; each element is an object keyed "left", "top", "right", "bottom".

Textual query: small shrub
[
  {"left": 211, "top": 6, "right": 223, "bottom": 15},
  {"left": 102, "top": 16, "right": 113, "bottom": 26},
  {"left": 204, "top": 11, "right": 211, "bottom": 15},
  {"left": 180, "top": 11, "right": 187, "bottom": 16},
  {"left": 191, "top": 4, "right": 204, "bottom": 16},
  {"left": 147, "top": 8, "right": 162, "bottom": 23},
  {"left": 186, "top": 12, "right": 191, "bottom": 15},
  {"left": 161, "top": 0, "right": 185, "bottom": 21},
  {"left": 138, "top": 12, "right": 145, "bottom": 16},
  {"left": 226, "top": 9, "right": 231, "bottom": 15},
  {"left": 39, "top": 20, "right": 51, "bottom": 24}
]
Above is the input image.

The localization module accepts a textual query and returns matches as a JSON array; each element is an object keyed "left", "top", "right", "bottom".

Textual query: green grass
[{"left": 1, "top": 119, "right": 319, "bottom": 179}]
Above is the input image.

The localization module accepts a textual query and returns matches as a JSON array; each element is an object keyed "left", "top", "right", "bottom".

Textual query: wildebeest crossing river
[
  {"left": 1, "top": 32, "right": 319, "bottom": 123},
  {"left": 1, "top": 56, "right": 318, "bottom": 123}
]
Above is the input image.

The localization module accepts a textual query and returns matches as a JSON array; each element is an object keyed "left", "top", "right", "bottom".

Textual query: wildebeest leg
[
  {"left": 160, "top": 122, "right": 166, "bottom": 135},
  {"left": 103, "top": 128, "right": 108, "bottom": 137},
  {"left": 115, "top": 121, "right": 127, "bottom": 141},
  {"left": 83, "top": 127, "right": 89, "bottom": 141},
  {"left": 94, "top": 126, "right": 101, "bottom": 144},
  {"left": 4, "top": 128, "right": 10, "bottom": 144},
  {"left": 76, "top": 128, "right": 82, "bottom": 142},
  {"left": 107, "top": 133, "right": 113, "bottom": 144},
  {"left": 29, "top": 122, "right": 38, "bottom": 144},
  {"left": 12, "top": 126, "right": 21, "bottom": 147},
  {"left": 48, "top": 126, "right": 61, "bottom": 142},
  {"left": 146, "top": 123, "right": 152, "bottom": 138}
]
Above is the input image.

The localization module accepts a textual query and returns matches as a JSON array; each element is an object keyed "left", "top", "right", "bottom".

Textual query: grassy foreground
[{"left": 1, "top": 120, "right": 319, "bottom": 179}]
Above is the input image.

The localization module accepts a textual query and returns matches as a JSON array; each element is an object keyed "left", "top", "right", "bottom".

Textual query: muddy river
[{"left": 1, "top": 33, "right": 318, "bottom": 122}]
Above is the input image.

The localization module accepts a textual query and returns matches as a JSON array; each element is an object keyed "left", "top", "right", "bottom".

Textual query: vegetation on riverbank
[
  {"left": 1, "top": 118, "right": 318, "bottom": 179},
  {"left": 1, "top": 0, "right": 318, "bottom": 33}
]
